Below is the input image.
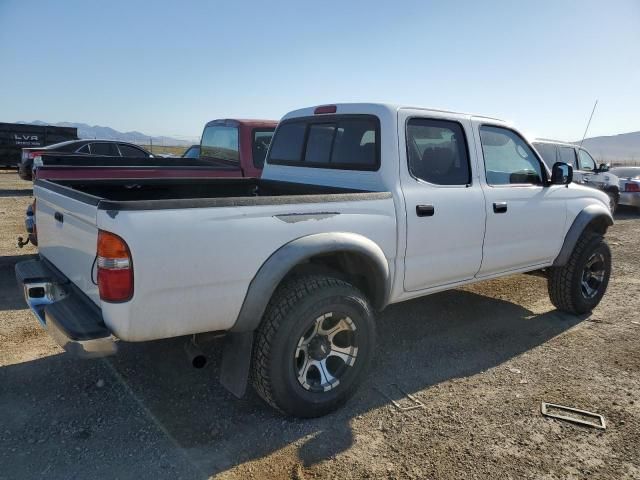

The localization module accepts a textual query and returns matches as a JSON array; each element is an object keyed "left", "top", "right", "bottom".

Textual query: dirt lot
[{"left": 0, "top": 169, "right": 638, "bottom": 479}]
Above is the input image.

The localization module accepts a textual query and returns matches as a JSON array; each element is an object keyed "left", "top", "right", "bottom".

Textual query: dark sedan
[{"left": 19, "top": 139, "right": 152, "bottom": 180}]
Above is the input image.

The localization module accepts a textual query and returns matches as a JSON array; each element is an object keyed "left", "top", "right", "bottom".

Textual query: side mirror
[
  {"left": 598, "top": 163, "right": 610, "bottom": 172},
  {"left": 551, "top": 162, "right": 573, "bottom": 185}
]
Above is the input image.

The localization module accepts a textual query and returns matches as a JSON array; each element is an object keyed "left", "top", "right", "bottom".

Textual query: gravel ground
[{"left": 0, "top": 169, "right": 638, "bottom": 479}]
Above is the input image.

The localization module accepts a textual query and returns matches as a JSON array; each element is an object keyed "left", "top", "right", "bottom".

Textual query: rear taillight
[
  {"left": 97, "top": 230, "right": 133, "bottom": 302},
  {"left": 27, "top": 151, "right": 43, "bottom": 160},
  {"left": 625, "top": 182, "right": 640, "bottom": 192}
]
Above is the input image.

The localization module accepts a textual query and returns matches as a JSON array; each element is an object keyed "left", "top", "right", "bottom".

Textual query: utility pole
[{"left": 579, "top": 99, "right": 598, "bottom": 148}]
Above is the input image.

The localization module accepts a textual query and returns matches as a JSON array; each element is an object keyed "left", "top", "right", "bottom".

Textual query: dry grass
[{"left": 137, "top": 145, "right": 189, "bottom": 156}]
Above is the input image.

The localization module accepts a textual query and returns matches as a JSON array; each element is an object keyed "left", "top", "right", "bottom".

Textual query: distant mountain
[
  {"left": 573, "top": 131, "right": 640, "bottom": 165},
  {"left": 17, "top": 121, "right": 193, "bottom": 146}
]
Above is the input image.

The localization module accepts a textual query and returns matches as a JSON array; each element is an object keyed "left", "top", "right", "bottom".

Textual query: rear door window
[
  {"left": 76, "top": 144, "right": 90, "bottom": 154},
  {"left": 558, "top": 147, "right": 577, "bottom": 168},
  {"left": 90, "top": 142, "right": 119, "bottom": 156},
  {"left": 406, "top": 118, "right": 470, "bottom": 185},
  {"left": 118, "top": 144, "right": 149, "bottom": 157},
  {"left": 268, "top": 115, "right": 379, "bottom": 170}
]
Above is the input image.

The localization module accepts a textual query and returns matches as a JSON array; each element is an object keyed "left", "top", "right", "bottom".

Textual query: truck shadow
[
  {"left": 0, "top": 188, "right": 32, "bottom": 197},
  {"left": 0, "top": 280, "right": 584, "bottom": 479},
  {"left": 614, "top": 206, "right": 640, "bottom": 219},
  {"left": 0, "top": 255, "right": 37, "bottom": 311}
]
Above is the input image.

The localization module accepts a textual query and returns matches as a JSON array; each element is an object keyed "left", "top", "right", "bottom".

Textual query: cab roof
[{"left": 281, "top": 102, "right": 506, "bottom": 123}]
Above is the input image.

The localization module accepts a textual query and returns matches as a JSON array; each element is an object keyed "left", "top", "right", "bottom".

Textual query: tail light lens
[
  {"left": 97, "top": 230, "right": 133, "bottom": 302},
  {"left": 625, "top": 182, "right": 640, "bottom": 192},
  {"left": 26, "top": 151, "right": 44, "bottom": 160}
]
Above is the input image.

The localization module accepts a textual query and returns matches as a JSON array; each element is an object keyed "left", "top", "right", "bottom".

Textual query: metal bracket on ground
[
  {"left": 375, "top": 384, "right": 425, "bottom": 412},
  {"left": 541, "top": 402, "right": 606, "bottom": 430}
]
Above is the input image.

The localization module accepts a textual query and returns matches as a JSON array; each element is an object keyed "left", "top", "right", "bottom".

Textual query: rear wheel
[
  {"left": 547, "top": 231, "right": 611, "bottom": 314},
  {"left": 252, "top": 275, "right": 375, "bottom": 418}
]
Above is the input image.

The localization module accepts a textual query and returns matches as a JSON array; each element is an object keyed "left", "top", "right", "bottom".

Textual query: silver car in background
[
  {"left": 609, "top": 167, "right": 640, "bottom": 211},
  {"left": 533, "top": 140, "right": 621, "bottom": 213}
]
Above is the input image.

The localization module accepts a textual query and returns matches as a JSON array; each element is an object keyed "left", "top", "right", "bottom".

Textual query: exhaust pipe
[{"left": 184, "top": 338, "right": 207, "bottom": 369}]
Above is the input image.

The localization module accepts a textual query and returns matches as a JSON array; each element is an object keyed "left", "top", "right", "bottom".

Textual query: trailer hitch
[{"left": 17, "top": 236, "right": 31, "bottom": 248}]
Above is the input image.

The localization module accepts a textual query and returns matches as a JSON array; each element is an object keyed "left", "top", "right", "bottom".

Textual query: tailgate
[{"left": 34, "top": 183, "right": 100, "bottom": 305}]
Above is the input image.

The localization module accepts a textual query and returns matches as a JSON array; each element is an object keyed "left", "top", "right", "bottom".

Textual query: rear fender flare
[{"left": 231, "top": 232, "right": 390, "bottom": 333}]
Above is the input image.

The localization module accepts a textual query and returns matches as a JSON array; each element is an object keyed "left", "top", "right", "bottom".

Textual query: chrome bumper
[{"left": 16, "top": 258, "right": 117, "bottom": 358}]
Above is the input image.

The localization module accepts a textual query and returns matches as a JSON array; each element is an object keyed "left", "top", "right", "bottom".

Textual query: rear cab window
[
  {"left": 267, "top": 115, "right": 379, "bottom": 171},
  {"left": 201, "top": 125, "right": 239, "bottom": 164}
]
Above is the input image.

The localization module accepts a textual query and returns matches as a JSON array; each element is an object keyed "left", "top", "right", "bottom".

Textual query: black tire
[
  {"left": 251, "top": 275, "right": 376, "bottom": 418},
  {"left": 607, "top": 192, "right": 618, "bottom": 215},
  {"left": 547, "top": 231, "right": 611, "bottom": 314}
]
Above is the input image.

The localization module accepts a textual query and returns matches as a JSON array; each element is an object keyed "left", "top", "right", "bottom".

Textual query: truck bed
[
  {"left": 33, "top": 176, "right": 396, "bottom": 340},
  {"left": 36, "top": 178, "right": 390, "bottom": 210}
]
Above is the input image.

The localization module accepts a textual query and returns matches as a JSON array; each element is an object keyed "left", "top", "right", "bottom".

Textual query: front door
[
  {"left": 475, "top": 123, "right": 567, "bottom": 276},
  {"left": 401, "top": 114, "right": 486, "bottom": 291}
]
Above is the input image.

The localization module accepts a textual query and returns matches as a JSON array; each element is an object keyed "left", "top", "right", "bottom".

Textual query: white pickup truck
[{"left": 16, "top": 103, "right": 613, "bottom": 417}]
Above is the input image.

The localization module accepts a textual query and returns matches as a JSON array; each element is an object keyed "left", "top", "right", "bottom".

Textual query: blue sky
[{"left": 1, "top": 0, "right": 638, "bottom": 141}]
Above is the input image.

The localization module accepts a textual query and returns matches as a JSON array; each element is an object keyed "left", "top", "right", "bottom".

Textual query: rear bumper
[
  {"left": 15, "top": 258, "right": 117, "bottom": 358},
  {"left": 619, "top": 192, "right": 640, "bottom": 208}
]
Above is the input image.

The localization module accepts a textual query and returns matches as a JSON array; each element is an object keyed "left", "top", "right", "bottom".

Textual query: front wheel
[
  {"left": 547, "top": 231, "right": 611, "bottom": 314},
  {"left": 607, "top": 193, "right": 618, "bottom": 215},
  {"left": 251, "top": 275, "right": 376, "bottom": 418}
]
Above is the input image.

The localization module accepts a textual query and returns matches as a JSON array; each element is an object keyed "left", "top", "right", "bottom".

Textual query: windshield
[{"left": 200, "top": 125, "right": 238, "bottom": 163}]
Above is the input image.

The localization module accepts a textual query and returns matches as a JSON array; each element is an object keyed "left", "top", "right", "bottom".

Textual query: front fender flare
[{"left": 553, "top": 205, "right": 613, "bottom": 267}]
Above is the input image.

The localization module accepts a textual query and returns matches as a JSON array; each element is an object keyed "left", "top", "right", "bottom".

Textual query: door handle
[
  {"left": 416, "top": 204, "right": 435, "bottom": 217},
  {"left": 493, "top": 202, "right": 508, "bottom": 214},
  {"left": 54, "top": 211, "right": 64, "bottom": 223}
]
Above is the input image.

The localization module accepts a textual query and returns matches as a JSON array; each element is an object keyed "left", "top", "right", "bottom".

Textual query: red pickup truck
[{"left": 19, "top": 119, "right": 277, "bottom": 247}]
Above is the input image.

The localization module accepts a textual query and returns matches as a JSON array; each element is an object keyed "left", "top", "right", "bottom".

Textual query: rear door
[
  {"left": 400, "top": 111, "right": 486, "bottom": 291},
  {"left": 475, "top": 122, "right": 566, "bottom": 276},
  {"left": 35, "top": 184, "right": 100, "bottom": 304}
]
